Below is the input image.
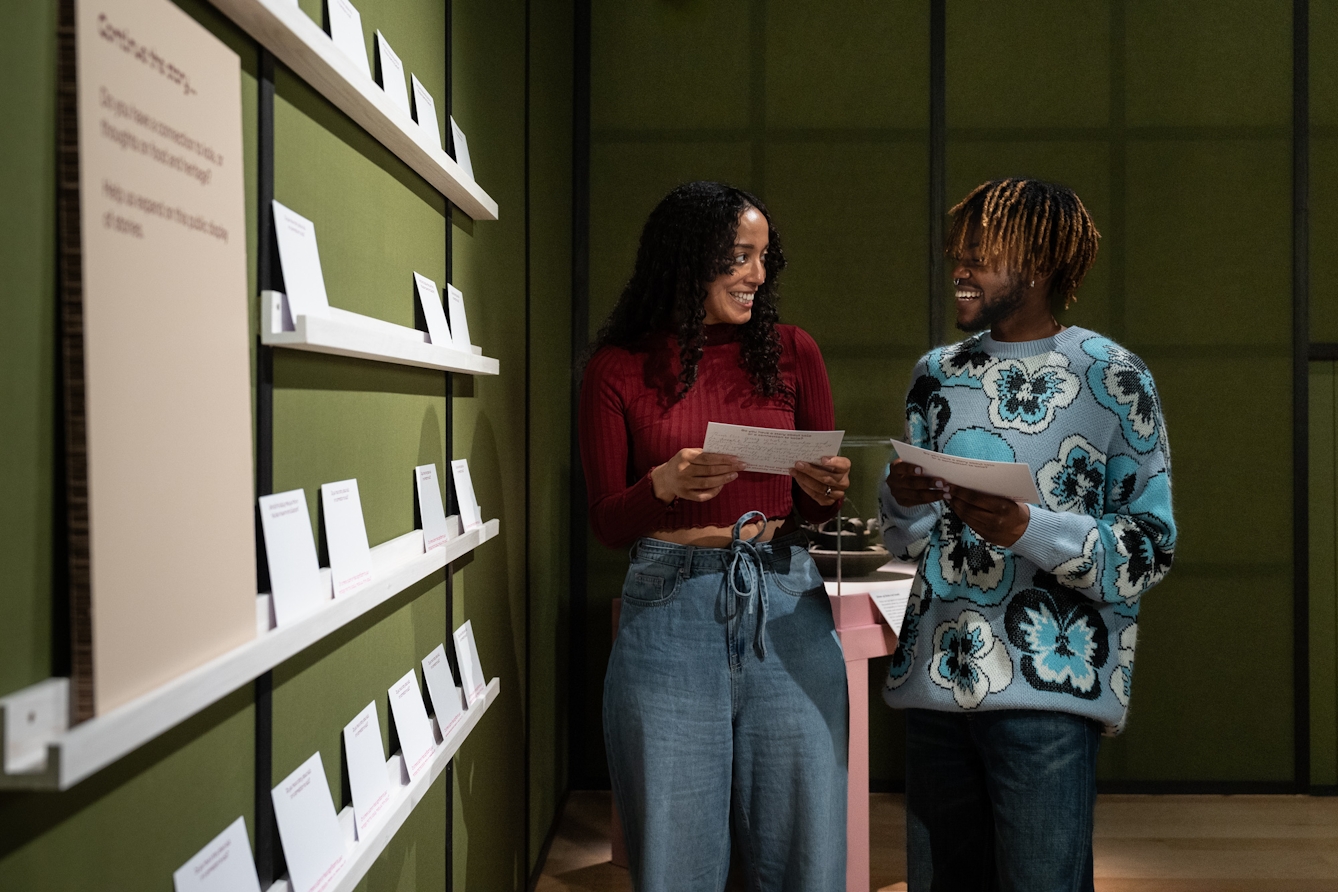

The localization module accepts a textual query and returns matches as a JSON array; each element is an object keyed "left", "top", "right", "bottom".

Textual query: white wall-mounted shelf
[
  {"left": 0, "top": 520, "right": 499, "bottom": 791},
  {"left": 261, "top": 291, "right": 500, "bottom": 376},
  {"left": 208, "top": 0, "right": 497, "bottom": 220},
  {"left": 264, "top": 678, "right": 500, "bottom": 892}
]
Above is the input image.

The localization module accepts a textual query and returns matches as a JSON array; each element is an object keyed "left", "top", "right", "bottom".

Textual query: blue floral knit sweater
[{"left": 878, "top": 326, "right": 1176, "bottom": 733}]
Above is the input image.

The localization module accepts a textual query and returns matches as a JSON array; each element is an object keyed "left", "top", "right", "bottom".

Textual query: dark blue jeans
[{"left": 905, "top": 708, "right": 1100, "bottom": 892}]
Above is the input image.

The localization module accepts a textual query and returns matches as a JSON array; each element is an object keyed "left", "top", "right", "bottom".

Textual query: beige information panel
[{"left": 77, "top": 0, "right": 255, "bottom": 714}]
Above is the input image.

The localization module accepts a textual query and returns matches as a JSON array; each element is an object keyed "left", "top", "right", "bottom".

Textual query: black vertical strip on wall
[
  {"left": 927, "top": 0, "right": 946, "bottom": 348},
  {"left": 567, "top": 0, "right": 592, "bottom": 788},
  {"left": 523, "top": 0, "right": 535, "bottom": 874},
  {"left": 55, "top": 0, "right": 92, "bottom": 721},
  {"left": 1292, "top": 0, "right": 1311, "bottom": 792},
  {"left": 253, "top": 46, "right": 281, "bottom": 889},
  {"left": 443, "top": 0, "right": 456, "bottom": 885}
]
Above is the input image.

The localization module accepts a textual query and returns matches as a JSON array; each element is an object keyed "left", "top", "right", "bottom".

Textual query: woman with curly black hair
[{"left": 579, "top": 181, "right": 851, "bottom": 891}]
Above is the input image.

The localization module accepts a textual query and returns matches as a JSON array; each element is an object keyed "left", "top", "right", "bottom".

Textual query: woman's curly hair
[{"left": 587, "top": 181, "right": 788, "bottom": 400}]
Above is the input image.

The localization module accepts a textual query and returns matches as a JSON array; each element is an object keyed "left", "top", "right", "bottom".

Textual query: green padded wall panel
[
  {"left": 1314, "top": 2, "right": 1338, "bottom": 343},
  {"left": 451, "top": 0, "right": 535, "bottom": 886},
  {"left": 525, "top": 0, "right": 576, "bottom": 863},
  {"left": 1310, "top": 363, "right": 1338, "bottom": 787},
  {"left": 0, "top": 0, "right": 58, "bottom": 698},
  {"left": 0, "top": 691, "right": 255, "bottom": 891},
  {"left": 946, "top": 0, "right": 1111, "bottom": 130}
]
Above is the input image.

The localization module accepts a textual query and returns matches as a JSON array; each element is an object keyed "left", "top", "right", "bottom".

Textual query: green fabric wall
[
  {"left": 1310, "top": 2, "right": 1338, "bottom": 789},
  {"left": 0, "top": 0, "right": 571, "bottom": 889},
  {"left": 0, "top": 0, "right": 58, "bottom": 700},
  {"left": 580, "top": 0, "right": 1315, "bottom": 787},
  {"left": 1310, "top": 363, "right": 1338, "bottom": 787}
]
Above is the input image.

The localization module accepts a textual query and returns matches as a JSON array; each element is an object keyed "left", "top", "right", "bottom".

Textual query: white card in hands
[
  {"left": 449, "top": 116, "right": 473, "bottom": 180},
  {"left": 701, "top": 423, "right": 845, "bottom": 475},
  {"left": 891, "top": 439, "right": 1041, "bottom": 503},
  {"left": 445, "top": 284, "right": 471, "bottom": 351},
  {"left": 374, "top": 31, "right": 410, "bottom": 116},
  {"left": 387, "top": 669, "right": 436, "bottom": 780},
  {"left": 320, "top": 479, "right": 373, "bottom": 599},
  {"left": 413, "top": 272, "right": 451, "bottom": 346},
  {"left": 270, "top": 752, "right": 346, "bottom": 892},
  {"left": 173, "top": 816, "right": 261, "bottom": 892},
  {"left": 421, "top": 644, "right": 466, "bottom": 739},
  {"left": 410, "top": 75, "right": 442, "bottom": 151},
  {"left": 450, "top": 459, "right": 482, "bottom": 531},
  {"left": 342, "top": 701, "right": 392, "bottom": 840},
  {"left": 414, "top": 463, "right": 452, "bottom": 551},
  {"left": 272, "top": 201, "right": 331, "bottom": 320},
  {"left": 453, "top": 620, "right": 487, "bottom": 707},
  {"left": 326, "top": 0, "right": 371, "bottom": 79},
  {"left": 259, "top": 490, "right": 327, "bottom": 626}
]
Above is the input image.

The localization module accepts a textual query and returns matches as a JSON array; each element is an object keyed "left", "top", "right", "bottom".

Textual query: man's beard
[{"left": 957, "top": 278, "right": 1027, "bottom": 333}]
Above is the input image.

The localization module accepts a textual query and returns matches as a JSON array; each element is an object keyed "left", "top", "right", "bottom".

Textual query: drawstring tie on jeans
[{"left": 725, "top": 511, "right": 771, "bottom": 657}]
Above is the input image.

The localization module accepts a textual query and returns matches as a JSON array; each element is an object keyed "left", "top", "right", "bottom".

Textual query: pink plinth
[
  {"left": 609, "top": 571, "right": 910, "bottom": 887},
  {"left": 827, "top": 587, "right": 903, "bottom": 892}
]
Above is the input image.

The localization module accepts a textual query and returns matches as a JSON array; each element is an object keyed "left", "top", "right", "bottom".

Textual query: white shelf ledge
[
  {"left": 0, "top": 520, "right": 499, "bottom": 791},
  {"left": 207, "top": 0, "right": 496, "bottom": 220},
  {"left": 264, "top": 678, "right": 500, "bottom": 892},
  {"left": 260, "top": 292, "right": 500, "bottom": 376}
]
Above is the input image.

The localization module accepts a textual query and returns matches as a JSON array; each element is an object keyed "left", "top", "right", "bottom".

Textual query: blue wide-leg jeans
[
  {"left": 904, "top": 707, "right": 1101, "bottom": 892},
  {"left": 603, "top": 516, "right": 849, "bottom": 892}
]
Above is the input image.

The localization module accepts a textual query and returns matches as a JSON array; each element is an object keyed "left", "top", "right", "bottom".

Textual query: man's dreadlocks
[{"left": 946, "top": 178, "right": 1100, "bottom": 311}]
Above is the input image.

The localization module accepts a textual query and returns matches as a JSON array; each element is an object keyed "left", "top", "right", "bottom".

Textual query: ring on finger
[{"left": 824, "top": 485, "right": 832, "bottom": 497}]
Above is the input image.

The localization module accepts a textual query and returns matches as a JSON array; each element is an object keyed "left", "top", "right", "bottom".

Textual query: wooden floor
[{"left": 535, "top": 791, "right": 1338, "bottom": 892}]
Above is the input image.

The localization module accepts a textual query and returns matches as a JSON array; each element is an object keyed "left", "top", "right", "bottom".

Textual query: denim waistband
[
  {"left": 629, "top": 530, "right": 808, "bottom": 577},
  {"left": 631, "top": 512, "right": 807, "bottom": 658}
]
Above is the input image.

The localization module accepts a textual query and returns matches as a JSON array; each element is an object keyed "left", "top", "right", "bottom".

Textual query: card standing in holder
[
  {"left": 258, "top": 489, "right": 326, "bottom": 625},
  {"left": 414, "top": 464, "right": 453, "bottom": 551},
  {"left": 453, "top": 620, "right": 486, "bottom": 707},
  {"left": 450, "top": 459, "right": 482, "bottom": 532},
  {"left": 270, "top": 752, "right": 346, "bottom": 892},
  {"left": 421, "top": 643, "right": 466, "bottom": 739},
  {"left": 173, "top": 817, "right": 261, "bottom": 892}
]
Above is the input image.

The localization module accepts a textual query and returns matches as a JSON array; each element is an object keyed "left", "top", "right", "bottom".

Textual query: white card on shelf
[
  {"left": 259, "top": 490, "right": 327, "bottom": 626},
  {"left": 414, "top": 463, "right": 452, "bottom": 552},
  {"left": 453, "top": 620, "right": 486, "bottom": 707},
  {"left": 342, "top": 701, "right": 392, "bottom": 841},
  {"left": 320, "top": 479, "right": 373, "bottom": 598},
  {"left": 413, "top": 272, "right": 451, "bottom": 347},
  {"left": 387, "top": 669, "right": 436, "bottom": 780},
  {"left": 272, "top": 201, "right": 331, "bottom": 320},
  {"left": 410, "top": 75, "right": 442, "bottom": 151},
  {"left": 270, "top": 752, "right": 347, "bottom": 892},
  {"left": 450, "top": 459, "right": 482, "bottom": 532},
  {"left": 445, "top": 284, "right": 472, "bottom": 351},
  {"left": 173, "top": 816, "right": 261, "bottom": 892},
  {"left": 448, "top": 116, "right": 473, "bottom": 181},
  {"left": 421, "top": 644, "right": 465, "bottom": 740},
  {"left": 326, "top": 0, "right": 372, "bottom": 80},
  {"left": 374, "top": 32, "right": 410, "bottom": 116}
]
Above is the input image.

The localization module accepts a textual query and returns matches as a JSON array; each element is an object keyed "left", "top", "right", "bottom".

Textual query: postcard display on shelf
[
  {"left": 49, "top": 0, "right": 500, "bottom": 884},
  {"left": 72, "top": 0, "right": 256, "bottom": 715}
]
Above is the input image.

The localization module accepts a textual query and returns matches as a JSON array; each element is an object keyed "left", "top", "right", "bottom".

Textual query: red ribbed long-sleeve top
[{"left": 579, "top": 323, "right": 841, "bottom": 548}]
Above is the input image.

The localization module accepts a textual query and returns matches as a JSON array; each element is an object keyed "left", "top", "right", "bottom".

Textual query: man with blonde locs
[{"left": 880, "top": 179, "right": 1176, "bottom": 891}]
